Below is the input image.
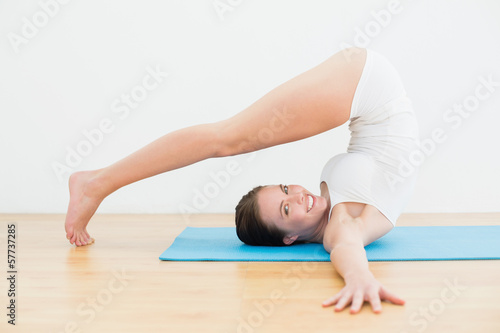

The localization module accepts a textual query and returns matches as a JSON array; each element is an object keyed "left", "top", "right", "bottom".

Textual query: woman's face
[{"left": 256, "top": 184, "right": 329, "bottom": 244}]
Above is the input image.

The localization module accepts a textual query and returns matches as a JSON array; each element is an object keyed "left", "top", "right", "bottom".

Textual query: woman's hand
[{"left": 322, "top": 271, "right": 405, "bottom": 314}]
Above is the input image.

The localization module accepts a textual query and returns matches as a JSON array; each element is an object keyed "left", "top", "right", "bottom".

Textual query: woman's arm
[{"left": 322, "top": 205, "right": 404, "bottom": 314}]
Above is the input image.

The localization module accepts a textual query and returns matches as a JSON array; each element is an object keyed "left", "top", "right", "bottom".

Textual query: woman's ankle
[{"left": 76, "top": 169, "right": 113, "bottom": 201}]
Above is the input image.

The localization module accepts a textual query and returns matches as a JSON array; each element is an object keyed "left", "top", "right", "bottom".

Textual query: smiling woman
[
  {"left": 64, "top": 47, "right": 417, "bottom": 314},
  {"left": 256, "top": 185, "right": 329, "bottom": 245},
  {"left": 234, "top": 185, "right": 287, "bottom": 247},
  {"left": 235, "top": 184, "right": 329, "bottom": 246},
  {"left": 234, "top": 48, "right": 418, "bottom": 251}
]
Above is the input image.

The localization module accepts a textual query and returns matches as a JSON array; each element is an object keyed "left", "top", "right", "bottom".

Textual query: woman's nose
[{"left": 291, "top": 192, "right": 304, "bottom": 205}]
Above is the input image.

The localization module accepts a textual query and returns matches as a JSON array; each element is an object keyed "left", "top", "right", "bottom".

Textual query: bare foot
[{"left": 65, "top": 171, "right": 106, "bottom": 246}]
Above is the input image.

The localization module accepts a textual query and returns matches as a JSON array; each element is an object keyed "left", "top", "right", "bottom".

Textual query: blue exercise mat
[{"left": 159, "top": 226, "right": 500, "bottom": 262}]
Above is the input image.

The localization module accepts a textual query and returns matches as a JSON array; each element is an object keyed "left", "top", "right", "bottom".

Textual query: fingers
[
  {"left": 334, "top": 292, "right": 383, "bottom": 314},
  {"left": 323, "top": 289, "right": 404, "bottom": 314},
  {"left": 322, "top": 291, "right": 355, "bottom": 313},
  {"left": 349, "top": 292, "right": 364, "bottom": 314},
  {"left": 368, "top": 293, "right": 382, "bottom": 313},
  {"left": 322, "top": 292, "right": 342, "bottom": 307},
  {"left": 334, "top": 294, "right": 352, "bottom": 312},
  {"left": 380, "top": 287, "right": 405, "bottom": 306}
]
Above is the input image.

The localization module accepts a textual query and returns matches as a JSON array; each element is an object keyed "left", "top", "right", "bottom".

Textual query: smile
[{"left": 307, "top": 195, "right": 314, "bottom": 212}]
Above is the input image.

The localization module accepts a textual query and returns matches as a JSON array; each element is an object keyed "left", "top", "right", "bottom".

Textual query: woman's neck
[{"left": 304, "top": 182, "right": 331, "bottom": 244}]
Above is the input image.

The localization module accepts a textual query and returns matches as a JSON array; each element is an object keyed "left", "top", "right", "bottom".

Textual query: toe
[
  {"left": 78, "top": 234, "right": 87, "bottom": 246},
  {"left": 76, "top": 233, "right": 83, "bottom": 246},
  {"left": 66, "top": 228, "right": 73, "bottom": 240}
]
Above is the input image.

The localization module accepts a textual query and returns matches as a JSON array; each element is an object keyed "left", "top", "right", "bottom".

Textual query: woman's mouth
[{"left": 307, "top": 194, "right": 314, "bottom": 212}]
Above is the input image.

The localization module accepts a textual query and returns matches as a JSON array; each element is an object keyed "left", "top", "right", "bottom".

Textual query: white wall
[{"left": 1, "top": 0, "right": 499, "bottom": 214}]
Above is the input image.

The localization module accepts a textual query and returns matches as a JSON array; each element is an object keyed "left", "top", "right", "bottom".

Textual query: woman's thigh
[{"left": 215, "top": 48, "right": 367, "bottom": 157}]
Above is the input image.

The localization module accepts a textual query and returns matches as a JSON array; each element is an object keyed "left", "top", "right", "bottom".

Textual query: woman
[{"left": 65, "top": 47, "right": 419, "bottom": 314}]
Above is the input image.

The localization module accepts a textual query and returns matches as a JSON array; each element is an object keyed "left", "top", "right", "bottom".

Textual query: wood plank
[{"left": 0, "top": 213, "right": 498, "bottom": 332}]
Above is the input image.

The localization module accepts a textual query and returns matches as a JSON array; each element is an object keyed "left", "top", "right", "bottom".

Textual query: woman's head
[
  {"left": 235, "top": 184, "right": 329, "bottom": 246},
  {"left": 235, "top": 186, "right": 287, "bottom": 246}
]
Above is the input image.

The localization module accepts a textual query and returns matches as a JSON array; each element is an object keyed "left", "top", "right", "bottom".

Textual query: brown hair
[{"left": 235, "top": 185, "right": 288, "bottom": 246}]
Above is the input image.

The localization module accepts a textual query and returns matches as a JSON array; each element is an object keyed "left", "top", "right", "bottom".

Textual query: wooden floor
[{"left": 0, "top": 213, "right": 499, "bottom": 333}]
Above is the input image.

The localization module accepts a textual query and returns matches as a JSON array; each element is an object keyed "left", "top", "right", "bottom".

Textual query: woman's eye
[
  {"left": 284, "top": 185, "right": 288, "bottom": 194},
  {"left": 285, "top": 205, "right": 289, "bottom": 215}
]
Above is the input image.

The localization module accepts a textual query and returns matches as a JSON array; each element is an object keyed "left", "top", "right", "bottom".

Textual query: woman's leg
[
  {"left": 65, "top": 47, "right": 367, "bottom": 246},
  {"left": 65, "top": 123, "right": 223, "bottom": 246}
]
